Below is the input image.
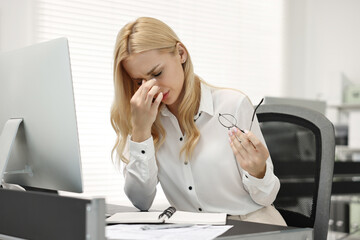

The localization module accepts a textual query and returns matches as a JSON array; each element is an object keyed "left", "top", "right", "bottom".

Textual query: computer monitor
[{"left": 0, "top": 38, "right": 83, "bottom": 193}]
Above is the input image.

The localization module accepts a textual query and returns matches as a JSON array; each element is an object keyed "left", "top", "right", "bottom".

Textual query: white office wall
[
  {"left": 0, "top": 0, "right": 34, "bottom": 51},
  {"left": 285, "top": 0, "right": 360, "bottom": 106},
  {"left": 282, "top": 1, "right": 308, "bottom": 98},
  {"left": 306, "top": 0, "right": 360, "bottom": 105}
]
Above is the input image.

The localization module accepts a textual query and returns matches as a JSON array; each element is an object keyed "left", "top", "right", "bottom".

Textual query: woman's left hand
[{"left": 228, "top": 128, "right": 269, "bottom": 179}]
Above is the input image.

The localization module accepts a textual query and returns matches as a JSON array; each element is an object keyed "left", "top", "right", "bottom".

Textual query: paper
[
  {"left": 106, "top": 224, "right": 233, "bottom": 240},
  {"left": 106, "top": 210, "right": 227, "bottom": 225},
  {"left": 165, "top": 211, "right": 226, "bottom": 225},
  {"left": 107, "top": 212, "right": 164, "bottom": 224}
]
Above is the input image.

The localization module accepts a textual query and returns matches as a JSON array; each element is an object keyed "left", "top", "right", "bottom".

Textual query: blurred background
[{"left": 1, "top": 1, "right": 359, "bottom": 239}]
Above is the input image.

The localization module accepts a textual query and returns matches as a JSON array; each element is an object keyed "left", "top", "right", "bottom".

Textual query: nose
[
  {"left": 150, "top": 78, "right": 162, "bottom": 88},
  {"left": 143, "top": 78, "right": 162, "bottom": 91}
]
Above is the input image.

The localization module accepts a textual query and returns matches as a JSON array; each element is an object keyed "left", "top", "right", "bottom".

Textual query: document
[
  {"left": 106, "top": 206, "right": 227, "bottom": 225},
  {"left": 106, "top": 224, "right": 233, "bottom": 240}
]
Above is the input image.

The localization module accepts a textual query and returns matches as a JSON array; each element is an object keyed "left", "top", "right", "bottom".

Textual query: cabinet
[
  {"left": 328, "top": 103, "right": 360, "bottom": 154},
  {"left": 328, "top": 104, "right": 360, "bottom": 192},
  {"left": 328, "top": 104, "right": 360, "bottom": 238},
  {"left": 328, "top": 104, "right": 360, "bottom": 124}
]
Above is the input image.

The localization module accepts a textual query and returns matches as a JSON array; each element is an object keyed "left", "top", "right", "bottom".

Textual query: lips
[{"left": 162, "top": 91, "right": 169, "bottom": 100}]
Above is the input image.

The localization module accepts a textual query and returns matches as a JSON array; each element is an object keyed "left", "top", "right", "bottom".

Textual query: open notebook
[{"left": 106, "top": 207, "right": 227, "bottom": 225}]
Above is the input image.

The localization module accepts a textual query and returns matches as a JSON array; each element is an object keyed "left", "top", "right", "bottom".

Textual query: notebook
[{"left": 106, "top": 206, "right": 227, "bottom": 225}]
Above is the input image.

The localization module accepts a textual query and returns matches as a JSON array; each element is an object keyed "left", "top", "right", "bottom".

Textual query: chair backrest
[{"left": 256, "top": 104, "right": 335, "bottom": 240}]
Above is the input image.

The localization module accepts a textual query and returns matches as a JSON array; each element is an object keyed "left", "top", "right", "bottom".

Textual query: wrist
[
  {"left": 250, "top": 165, "right": 266, "bottom": 179},
  {"left": 131, "top": 129, "right": 151, "bottom": 142}
]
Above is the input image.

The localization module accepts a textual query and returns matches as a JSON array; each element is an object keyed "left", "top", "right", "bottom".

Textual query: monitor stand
[
  {"left": 0, "top": 119, "right": 33, "bottom": 190},
  {"left": 0, "top": 119, "right": 24, "bottom": 180},
  {"left": 0, "top": 119, "right": 58, "bottom": 194}
]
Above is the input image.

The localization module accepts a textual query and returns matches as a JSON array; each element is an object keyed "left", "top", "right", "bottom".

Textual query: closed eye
[{"left": 153, "top": 71, "right": 162, "bottom": 77}]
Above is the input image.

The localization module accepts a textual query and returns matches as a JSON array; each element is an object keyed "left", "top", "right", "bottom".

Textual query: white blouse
[{"left": 123, "top": 83, "right": 280, "bottom": 215}]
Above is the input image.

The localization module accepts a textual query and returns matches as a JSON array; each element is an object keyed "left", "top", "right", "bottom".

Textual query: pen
[{"left": 141, "top": 224, "right": 194, "bottom": 231}]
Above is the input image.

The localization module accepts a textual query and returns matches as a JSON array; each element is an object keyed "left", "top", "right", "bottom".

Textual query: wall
[
  {"left": 285, "top": 0, "right": 360, "bottom": 107},
  {"left": 0, "top": 0, "right": 34, "bottom": 52},
  {"left": 283, "top": 0, "right": 307, "bottom": 98},
  {"left": 3, "top": 0, "right": 360, "bottom": 105}
]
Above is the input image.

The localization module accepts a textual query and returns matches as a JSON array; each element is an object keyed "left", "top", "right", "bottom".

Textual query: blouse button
[
  {"left": 188, "top": 186, "right": 192, "bottom": 190},
  {"left": 180, "top": 137, "right": 183, "bottom": 141},
  {"left": 184, "top": 162, "right": 188, "bottom": 165},
  {"left": 198, "top": 208, "right": 202, "bottom": 211},
  {"left": 141, "top": 150, "right": 145, "bottom": 154}
]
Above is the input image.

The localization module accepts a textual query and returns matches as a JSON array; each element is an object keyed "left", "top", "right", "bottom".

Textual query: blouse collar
[{"left": 160, "top": 82, "right": 214, "bottom": 118}]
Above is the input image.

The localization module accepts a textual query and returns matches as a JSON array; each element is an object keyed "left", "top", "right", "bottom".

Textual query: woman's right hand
[{"left": 130, "top": 78, "right": 163, "bottom": 142}]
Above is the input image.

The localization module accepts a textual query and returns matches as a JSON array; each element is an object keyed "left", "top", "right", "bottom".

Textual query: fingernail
[
  {"left": 231, "top": 127, "right": 237, "bottom": 133},
  {"left": 244, "top": 129, "right": 249, "bottom": 134},
  {"left": 228, "top": 130, "right": 233, "bottom": 136}
]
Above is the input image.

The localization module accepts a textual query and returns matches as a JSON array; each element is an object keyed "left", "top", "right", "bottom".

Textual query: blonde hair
[{"left": 111, "top": 17, "right": 201, "bottom": 165}]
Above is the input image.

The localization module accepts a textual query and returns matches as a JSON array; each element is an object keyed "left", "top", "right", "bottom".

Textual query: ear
[{"left": 176, "top": 42, "right": 188, "bottom": 64}]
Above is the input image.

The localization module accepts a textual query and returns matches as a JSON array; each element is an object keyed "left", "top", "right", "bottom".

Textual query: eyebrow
[
  {"left": 147, "top": 64, "right": 160, "bottom": 75},
  {"left": 132, "top": 64, "right": 161, "bottom": 81}
]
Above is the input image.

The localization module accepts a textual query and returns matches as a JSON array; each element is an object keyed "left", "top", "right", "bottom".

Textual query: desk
[
  {"left": 217, "top": 220, "right": 312, "bottom": 239},
  {"left": 0, "top": 189, "right": 105, "bottom": 240},
  {"left": 107, "top": 203, "right": 313, "bottom": 240},
  {"left": 0, "top": 191, "right": 313, "bottom": 240}
]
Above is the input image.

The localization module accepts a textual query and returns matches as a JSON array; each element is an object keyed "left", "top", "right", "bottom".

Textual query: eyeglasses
[{"left": 218, "top": 98, "right": 264, "bottom": 132}]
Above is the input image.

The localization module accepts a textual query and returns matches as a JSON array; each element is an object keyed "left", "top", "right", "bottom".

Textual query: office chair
[{"left": 256, "top": 104, "right": 335, "bottom": 240}]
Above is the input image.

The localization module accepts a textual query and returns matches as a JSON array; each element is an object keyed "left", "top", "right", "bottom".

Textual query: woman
[{"left": 111, "top": 17, "right": 286, "bottom": 226}]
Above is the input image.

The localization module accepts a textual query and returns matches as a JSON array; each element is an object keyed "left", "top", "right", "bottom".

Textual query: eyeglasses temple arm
[
  {"left": 249, "top": 98, "right": 264, "bottom": 131},
  {"left": 234, "top": 125, "right": 245, "bottom": 133}
]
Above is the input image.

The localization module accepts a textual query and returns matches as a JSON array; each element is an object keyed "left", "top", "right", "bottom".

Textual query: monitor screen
[{"left": 0, "top": 38, "right": 83, "bottom": 193}]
